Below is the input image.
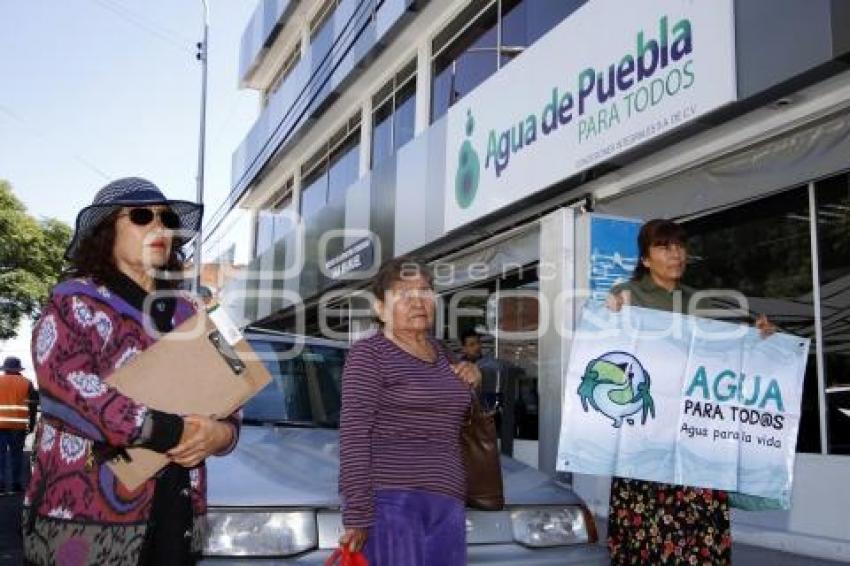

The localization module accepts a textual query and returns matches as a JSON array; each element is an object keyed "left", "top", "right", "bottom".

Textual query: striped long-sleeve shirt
[{"left": 338, "top": 332, "right": 472, "bottom": 527}]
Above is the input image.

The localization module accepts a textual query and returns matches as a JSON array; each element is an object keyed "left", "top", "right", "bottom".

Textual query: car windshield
[{"left": 243, "top": 338, "right": 346, "bottom": 428}]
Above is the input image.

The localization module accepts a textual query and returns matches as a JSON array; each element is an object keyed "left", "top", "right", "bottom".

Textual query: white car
[{"left": 200, "top": 330, "right": 608, "bottom": 564}]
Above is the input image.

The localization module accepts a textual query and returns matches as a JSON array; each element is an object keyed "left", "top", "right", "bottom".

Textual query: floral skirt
[{"left": 607, "top": 477, "right": 731, "bottom": 565}]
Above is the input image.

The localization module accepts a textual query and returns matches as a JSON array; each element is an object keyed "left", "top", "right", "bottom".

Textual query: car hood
[{"left": 207, "top": 426, "right": 584, "bottom": 508}]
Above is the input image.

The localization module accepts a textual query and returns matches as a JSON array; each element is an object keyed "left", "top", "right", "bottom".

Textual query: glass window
[
  {"left": 255, "top": 211, "right": 274, "bottom": 257},
  {"left": 263, "top": 42, "right": 301, "bottom": 108},
  {"left": 299, "top": 171, "right": 327, "bottom": 220},
  {"left": 327, "top": 133, "right": 360, "bottom": 206},
  {"left": 438, "top": 265, "right": 540, "bottom": 458},
  {"left": 371, "top": 98, "right": 394, "bottom": 167},
  {"left": 310, "top": 0, "right": 338, "bottom": 39},
  {"left": 432, "top": 1, "right": 498, "bottom": 122},
  {"left": 255, "top": 178, "right": 294, "bottom": 257},
  {"left": 393, "top": 79, "right": 416, "bottom": 150},
  {"left": 244, "top": 340, "right": 345, "bottom": 428},
  {"left": 496, "top": 269, "right": 540, "bottom": 443},
  {"left": 371, "top": 60, "right": 417, "bottom": 168},
  {"left": 271, "top": 180, "right": 294, "bottom": 245},
  {"left": 310, "top": 0, "right": 337, "bottom": 65},
  {"left": 513, "top": 0, "right": 586, "bottom": 53},
  {"left": 499, "top": 0, "right": 527, "bottom": 68},
  {"left": 684, "top": 187, "right": 820, "bottom": 453},
  {"left": 272, "top": 205, "right": 293, "bottom": 244},
  {"left": 815, "top": 174, "right": 850, "bottom": 455},
  {"left": 431, "top": 0, "right": 585, "bottom": 122},
  {"left": 299, "top": 113, "right": 360, "bottom": 218}
]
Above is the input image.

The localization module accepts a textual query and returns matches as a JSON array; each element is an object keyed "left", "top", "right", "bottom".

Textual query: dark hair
[
  {"left": 460, "top": 329, "right": 481, "bottom": 345},
  {"left": 62, "top": 210, "right": 186, "bottom": 290},
  {"left": 371, "top": 256, "right": 434, "bottom": 301},
  {"left": 631, "top": 218, "right": 687, "bottom": 280}
]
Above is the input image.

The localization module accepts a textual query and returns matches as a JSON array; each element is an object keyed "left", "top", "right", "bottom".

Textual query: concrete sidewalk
[{"left": 733, "top": 543, "right": 849, "bottom": 565}]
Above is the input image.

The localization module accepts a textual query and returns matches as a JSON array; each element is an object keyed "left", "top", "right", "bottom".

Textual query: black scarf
[{"left": 101, "top": 272, "right": 195, "bottom": 565}]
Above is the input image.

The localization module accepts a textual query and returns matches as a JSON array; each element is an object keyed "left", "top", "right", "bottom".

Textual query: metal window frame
[
  {"left": 299, "top": 113, "right": 361, "bottom": 218},
  {"left": 683, "top": 182, "right": 832, "bottom": 454},
  {"left": 430, "top": 0, "right": 528, "bottom": 120},
  {"left": 808, "top": 181, "right": 829, "bottom": 454},
  {"left": 431, "top": 0, "right": 497, "bottom": 62},
  {"left": 310, "top": 0, "right": 339, "bottom": 39},
  {"left": 269, "top": 176, "right": 295, "bottom": 212},
  {"left": 370, "top": 58, "right": 418, "bottom": 166},
  {"left": 266, "top": 42, "right": 303, "bottom": 102},
  {"left": 391, "top": 75, "right": 417, "bottom": 149},
  {"left": 301, "top": 111, "right": 362, "bottom": 182}
]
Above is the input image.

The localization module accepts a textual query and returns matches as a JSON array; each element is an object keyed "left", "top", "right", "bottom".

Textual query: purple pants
[{"left": 364, "top": 489, "right": 466, "bottom": 566}]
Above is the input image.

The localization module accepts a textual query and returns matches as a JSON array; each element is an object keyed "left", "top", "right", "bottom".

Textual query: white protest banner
[{"left": 556, "top": 305, "right": 810, "bottom": 507}]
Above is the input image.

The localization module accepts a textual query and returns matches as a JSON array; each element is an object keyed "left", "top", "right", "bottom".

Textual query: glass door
[{"left": 438, "top": 264, "right": 541, "bottom": 465}]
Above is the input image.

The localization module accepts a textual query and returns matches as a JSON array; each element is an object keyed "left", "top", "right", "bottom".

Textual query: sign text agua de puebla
[
  {"left": 556, "top": 306, "right": 809, "bottom": 507},
  {"left": 444, "top": 0, "right": 736, "bottom": 231}
]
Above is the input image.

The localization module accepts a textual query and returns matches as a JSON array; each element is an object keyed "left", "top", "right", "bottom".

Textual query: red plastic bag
[{"left": 325, "top": 544, "right": 368, "bottom": 566}]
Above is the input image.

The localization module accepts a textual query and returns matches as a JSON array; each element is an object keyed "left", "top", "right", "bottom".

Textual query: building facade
[{"left": 205, "top": 0, "right": 850, "bottom": 558}]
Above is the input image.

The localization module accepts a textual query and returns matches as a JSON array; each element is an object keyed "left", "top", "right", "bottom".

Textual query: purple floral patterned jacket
[{"left": 23, "top": 278, "right": 241, "bottom": 565}]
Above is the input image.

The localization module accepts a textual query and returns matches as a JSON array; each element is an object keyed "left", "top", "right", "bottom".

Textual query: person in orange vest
[{"left": 0, "top": 356, "right": 37, "bottom": 494}]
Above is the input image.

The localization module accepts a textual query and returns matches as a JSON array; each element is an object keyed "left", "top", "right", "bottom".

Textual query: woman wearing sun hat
[{"left": 23, "top": 177, "right": 241, "bottom": 566}]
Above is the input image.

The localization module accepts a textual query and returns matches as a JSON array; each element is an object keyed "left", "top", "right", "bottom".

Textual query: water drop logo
[
  {"left": 455, "top": 109, "right": 481, "bottom": 209},
  {"left": 577, "top": 351, "right": 655, "bottom": 427}
]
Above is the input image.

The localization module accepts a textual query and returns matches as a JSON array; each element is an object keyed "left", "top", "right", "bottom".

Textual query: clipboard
[{"left": 105, "top": 308, "right": 272, "bottom": 491}]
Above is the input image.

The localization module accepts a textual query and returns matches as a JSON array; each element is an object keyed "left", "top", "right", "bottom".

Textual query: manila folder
[{"left": 104, "top": 310, "right": 271, "bottom": 491}]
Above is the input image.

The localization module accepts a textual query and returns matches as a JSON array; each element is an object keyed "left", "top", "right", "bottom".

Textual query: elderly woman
[
  {"left": 338, "top": 257, "right": 480, "bottom": 566},
  {"left": 24, "top": 178, "right": 240, "bottom": 566},
  {"left": 606, "top": 218, "right": 773, "bottom": 565}
]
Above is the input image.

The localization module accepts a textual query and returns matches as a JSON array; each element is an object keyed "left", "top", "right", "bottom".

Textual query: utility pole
[{"left": 192, "top": 0, "right": 209, "bottom": 293}]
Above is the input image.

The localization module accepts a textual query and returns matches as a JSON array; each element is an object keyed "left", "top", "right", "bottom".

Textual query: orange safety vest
[{"left": 0, "top": 372, "right": 31, "bottom": 430}]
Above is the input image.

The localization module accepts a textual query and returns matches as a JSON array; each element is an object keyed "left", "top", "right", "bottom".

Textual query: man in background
[
  {"left": 459, "top": 331, "right": 517, "bottom": 455},
  {"left": 0, "top": 356, "right": 38, "bottom": 494}
]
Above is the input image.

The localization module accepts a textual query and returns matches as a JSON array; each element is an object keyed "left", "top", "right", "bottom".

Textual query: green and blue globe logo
[
  {"left": 577, "top": 351, "right": 656, "bottom": 428},
  {"left": 455, "top": 109, "right": 481, "bottom": 209}
]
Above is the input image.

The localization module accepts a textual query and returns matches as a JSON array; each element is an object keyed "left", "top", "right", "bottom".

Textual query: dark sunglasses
[{"left": 121, "top": 208, "right": 181, "bottom": 229}]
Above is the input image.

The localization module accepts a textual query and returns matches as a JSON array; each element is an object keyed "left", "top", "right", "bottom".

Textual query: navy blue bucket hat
[
  {"left": 65, "top": 177, "right": 203, "bottom": 260},
  {"left": 1, "top": 356, "right": 24, "bottom": 373}
]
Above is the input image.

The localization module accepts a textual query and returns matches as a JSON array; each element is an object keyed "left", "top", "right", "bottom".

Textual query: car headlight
[
  {"left": 204, "top": 510, "right": 318, "bottom": 557},
  {"left": 510, "top": 506, "right": 590, "bottom": 547}
]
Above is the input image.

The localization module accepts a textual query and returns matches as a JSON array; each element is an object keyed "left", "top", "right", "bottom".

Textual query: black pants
[
  {"left": 137, "top": 465, "right": 195, "bottom": 566},
  {"left": 0, "top": 429, "right": 26, "bottom": 489}
]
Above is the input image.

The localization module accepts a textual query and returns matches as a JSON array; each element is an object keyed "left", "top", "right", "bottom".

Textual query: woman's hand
[
  {"left": 168, "top": 415, "right": 233, "bottom": 468},
  {"left": 451, "top": 361, "right": 482, "bottom": 388},
  {"left": 606, "top": 290, "right": 631, "bottom": 312},
  {"left": 339, "top": 527, "right": 368, "bottom": 553},
  {"left": 755, "top": 314, "right": 776, "bottom": 338}
]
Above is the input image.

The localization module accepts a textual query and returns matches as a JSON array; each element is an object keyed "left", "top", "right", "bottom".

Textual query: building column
[
  {"left": 359, "top": 98, "right": 372, "bottom": 177},
  {"left": 414, "top": 39, "right": 431, "bottom": 135},
  {"left": 291, "top": 166, "right": 303, "bottom": 217},
  {"left": 538, "top": 208, "right": 575, "bottom": 476},
  {"left": 300, "top": 23, "right": 311, "bottom": 58}
]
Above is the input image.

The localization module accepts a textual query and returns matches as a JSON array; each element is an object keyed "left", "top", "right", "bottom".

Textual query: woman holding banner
[
  {"left": 24, "top": 178, "right": 241, "bottom": 565},
  {"left": 606, "top": 219, "right": 774, "bottom": 565}
]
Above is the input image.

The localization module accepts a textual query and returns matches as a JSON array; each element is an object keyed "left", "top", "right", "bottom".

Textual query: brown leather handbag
[{"left": 461, "top": 394, "right": 504, "bottom": 510}]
